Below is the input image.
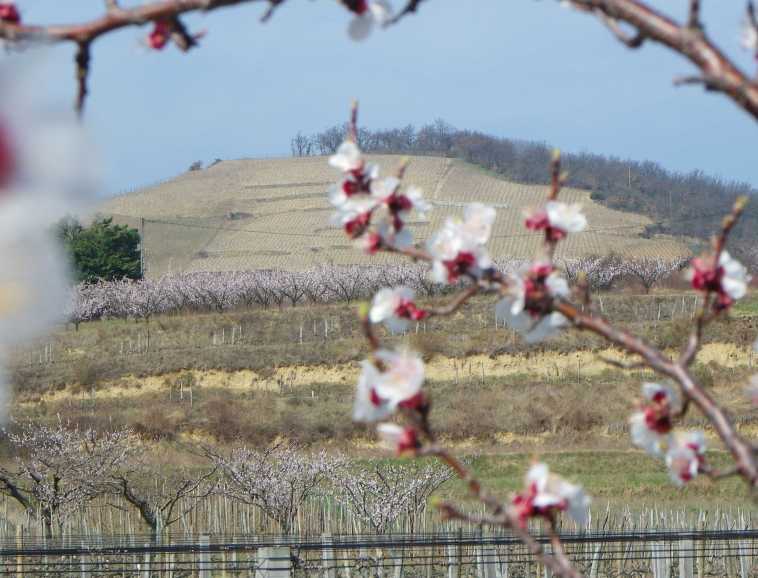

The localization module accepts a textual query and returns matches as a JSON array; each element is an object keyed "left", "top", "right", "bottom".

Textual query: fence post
[
  {"left": 80, "top": 539, "right": 87, "bottom": 578},
  {"left": 15, "top": 526, "right": 21, "bottom": 578},
  {"left": 199, "top": 534, "right": 210, "bottom": 578},
  {"left": 588, "top": 542, "right": 602, "bottom": 578},
  {"left": 739, "top": 540, "right": 750, "bottom": 578},
  {"left": 447, "top": 539, "right": 460, "bottom": 578},
  {"left": 680, "top": 539, "right": 694, "bottom": 578},
  {"left": 256, "top": 546, "right": 292, "bottom": 578},
  {"left": 477, "top": 538, "right": 497, "bottom": 578},
  {"left": 322, "top": 533, "right": 336, "bottom": 578},
  {"left": 142, "top": 543, "right": 151, "bottom": 578}
]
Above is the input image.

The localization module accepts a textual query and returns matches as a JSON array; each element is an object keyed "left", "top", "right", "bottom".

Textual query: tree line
[
  {"left": 67, "top": 256, "right": 689, "bottom": 327},
  {"left": 292, "top": 121, "right": 758, "bottom": 246},
  {"left": 0, "top": 420, "right": 451, "bottom": 539}
]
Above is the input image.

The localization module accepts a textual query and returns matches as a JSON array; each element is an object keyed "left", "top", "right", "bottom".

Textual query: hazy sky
[{"left": 19, "top": 1, "right": 758, "bottom": 194}]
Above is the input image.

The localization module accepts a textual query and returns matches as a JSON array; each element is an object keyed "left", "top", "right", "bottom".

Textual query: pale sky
[{"left": 15, "top": 0, "right": 758, "bottom": 194}]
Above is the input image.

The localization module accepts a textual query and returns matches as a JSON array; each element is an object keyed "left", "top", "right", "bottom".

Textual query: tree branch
[{"left": 566, "top": 0, "right": 758, "bottom": 121}]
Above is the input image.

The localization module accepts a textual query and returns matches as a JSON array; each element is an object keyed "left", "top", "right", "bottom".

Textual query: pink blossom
[
  {"left": 370, "top": 286, "right": 427, "bottom": 332},
  {"left": 665, "top": 431, "right": 706, "bottom": 486},
  {"left": 629, "top": 382, "right": 679, "bottom": 456},
  {"left": 688, "top": 251, "right": 750, "bottom": 309},
  {"left": 495, "top": 263, "right": 569, "bottom": 343},
  {"left": 525, "top": 201, "right": 587, "bottom": 241},
  {"left": 0, "top": 3, "right": 20, "bottom": 25},
  {"left": 376, "top": 423, "right": 420, "bottom": 455},
  {"left": 512, "top": 463, "right": 589, "bottom": 528},
  {"left": 148, "top": 20, "right": 171, "bottom": 50}
]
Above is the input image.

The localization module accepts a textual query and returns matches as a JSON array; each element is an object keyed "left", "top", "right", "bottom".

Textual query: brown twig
[
  {"left": 425, "top": 284, "right": 481, "bottom": 317},
  {"left": 687, "top": 0, "right": 702, "bottom": 31},
  {"left": 599, "top": 14, "right": 645, "bottom": 47},
  {"left": 74, "top": 42, "right": 91, "bottom": 117},
  {"left": 386, "top": 0, "right": 428, "bottom": 25}
]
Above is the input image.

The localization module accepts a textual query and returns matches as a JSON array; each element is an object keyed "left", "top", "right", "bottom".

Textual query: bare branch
[
  {"left": 74, "top": 42, "right": 91, "bottom": 117},
  {"left": 687, "top": 0, "right": 702, "bottom": 31},
  {"left": 386, "top": 0, "right": 428, "bottom": 25},
  {"left": 598, "top": 13, "right": 645, "bottom": 47}
]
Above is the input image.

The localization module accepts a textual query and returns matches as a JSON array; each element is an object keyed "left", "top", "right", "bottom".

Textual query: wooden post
[
  {"left": 142, "top": 543, "right": 151, "bottom": 578},
  {"left": 446, "top": 542, "right": 458, "bottom": 578},
  {"left": 739, "top": 540, "right": 750, "bottom": 578},
  {"left": 80, "top": 539, "right": 87, "bottom": 578},
  {"left": 680, "top": 539, "right": 694, "bottom": 578},
  {"left": 199, "top": 534, "right": 210, "bottom": 578},
  {"left": 588, "top": 543, "right": 602, "bottom": 578},
  {"left": 15, "top": 526, "right": 21, "bottom": 578},
  {"left": 256, "top": 546, "right": 292, "bottom": 578},
  {"left": 322, "top": 533, "right": 336, "bottom": 578},
  {"left": 477, "top": 543, "right": 497, "bottom": 578}
]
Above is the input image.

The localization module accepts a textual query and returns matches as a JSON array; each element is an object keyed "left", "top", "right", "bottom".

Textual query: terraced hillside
[{"left": 101, "top": 155, "right": 690, "bottom": 275}]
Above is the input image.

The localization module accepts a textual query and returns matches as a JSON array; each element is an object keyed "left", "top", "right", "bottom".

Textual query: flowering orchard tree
[
  {"left": 621, "top": 256, "right": 690, "bottom": 293},
  {"left": 205, "top": 443, "right": 347, "bottom": 534},
  {"left": 64, "top": 255, "right": 691, "bottom": 324},
  {"left": 328, "top": 105, "right": 754, "bottom": 578},
  {"left": 332, "top": 459, "right": 454, "bottom": 533},
  {"left": 0, "top": 421, "right": 134, "bottom": 538}
]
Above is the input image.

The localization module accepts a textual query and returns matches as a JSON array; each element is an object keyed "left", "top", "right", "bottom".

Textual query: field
[
  {"left": 6, "top": 290, "right": 758, "bottom": 517},
  {"left": 100, "top": 156, "right": 691, "bottom": 275}
]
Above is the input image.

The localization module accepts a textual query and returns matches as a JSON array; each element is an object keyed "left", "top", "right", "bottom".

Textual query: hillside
[{"left": 101, "top": 155, "right": 690, "bottom": 276}]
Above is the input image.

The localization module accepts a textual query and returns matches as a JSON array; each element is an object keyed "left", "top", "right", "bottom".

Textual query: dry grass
[
  {"left": 7, "top": 291, "right": 757, "bottom": 510},
  {"left": 100, "top": 157, "right": 690, "bottom": 275}
]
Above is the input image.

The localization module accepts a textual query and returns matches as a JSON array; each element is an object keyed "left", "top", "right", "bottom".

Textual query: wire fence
[{"left": 0, "top": 529, "right": 755, "bottom": 576}]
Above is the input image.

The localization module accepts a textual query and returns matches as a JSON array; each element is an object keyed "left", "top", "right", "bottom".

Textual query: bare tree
[
  {"left": 0, "top": 421, "right": 134, "bottom": 538},
  {"left": 111, "top": 465, "right": 217, "bottom": 541},
  {"left": 332, "top": 460, "right": 453, "bottom": 533},
  {"left": 290, "top": 132, "right": 314, "bottom": 157},
  {"left": 205, "top": 443, "right": 346, "bottom": 534}
]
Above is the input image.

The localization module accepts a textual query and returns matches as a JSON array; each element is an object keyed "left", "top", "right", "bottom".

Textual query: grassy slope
[{"left": 8, "top": 292, "right": 758, "bottom": 508}]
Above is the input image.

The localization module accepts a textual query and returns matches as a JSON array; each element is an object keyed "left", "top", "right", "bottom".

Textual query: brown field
[
  {"left": 100, "top": 156, "right": 691, "bottom": 275},
  {"left": 1, "top": 291, "right": 755, "bottom": 517}
]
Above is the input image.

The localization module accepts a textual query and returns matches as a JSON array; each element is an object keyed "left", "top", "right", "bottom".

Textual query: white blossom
[
  {"left": 741, "top": 17, "right": 758, "bottom": 53},
  {"left": 353, "top": 349, "right": 424, "bottom": 423},
  {"left": 348, "top": 0, "right": 393, "bottom": 41},
  {"left": 718, "top": 251, "right": 750, "bottom": 301},
  {"left": 665, "top": 431, "right": 705, "bottom": 486},
  {"left": 495, "top": 264, "right": 569, "bottom": 344},
  {"left": 329, "top": 140, "right": 363, "bottom": 173},
  {"left": 370, "top": 286, "right": 424, "bottom": 332},
  {"left": 376, "top": 422, "right": 418, "bottom": 454},
  {"left": 516, "top": 463, "right": 590, "bottom": 527},
  {"left": 545, "top": 201, "right": 587, "bottom": 234},
  {"left": 629, "top": 383, "right": 678, "bottom": 457},
  {"left": 353, "top": 360, "right": 394, "bottom": 423}
]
